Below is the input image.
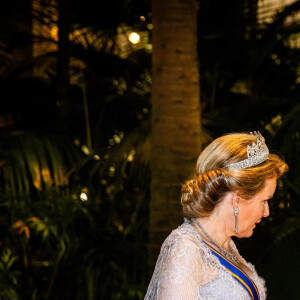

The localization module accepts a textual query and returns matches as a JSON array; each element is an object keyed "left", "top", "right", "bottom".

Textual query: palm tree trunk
[{"left": 150, "top": 0, "right": 202, "bottom": 268}]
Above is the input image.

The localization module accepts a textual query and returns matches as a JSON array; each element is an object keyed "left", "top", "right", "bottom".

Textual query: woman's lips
[{"left": 253, "top": 220, "right": 261, "bottom": 228}]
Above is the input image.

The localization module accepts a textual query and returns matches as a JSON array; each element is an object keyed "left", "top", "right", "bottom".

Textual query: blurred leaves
[
  {"left": 0, "top": 131, "right": 83, "bottom": 196},
  {"left": 0, "top": 248, "right": 20, "bottom": 300},
  {"left": 0, "top": 188, "right": 148, "bottom": 299}
]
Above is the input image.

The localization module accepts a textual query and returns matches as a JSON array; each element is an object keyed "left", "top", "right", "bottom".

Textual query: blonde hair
[{"left": 181, "top": 133, "right": 289, "bottom": 218}]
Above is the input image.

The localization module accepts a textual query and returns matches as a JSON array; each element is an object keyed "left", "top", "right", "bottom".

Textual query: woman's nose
[{"left": 263, "top": 202, "right": 270, "bottom": 217}]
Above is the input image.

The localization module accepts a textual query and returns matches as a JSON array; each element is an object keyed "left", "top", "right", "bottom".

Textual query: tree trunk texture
[{"left": 150, "top": 0, "right": 202, "bottom": 269}]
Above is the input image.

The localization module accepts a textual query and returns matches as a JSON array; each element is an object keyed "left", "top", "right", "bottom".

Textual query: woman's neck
[
  {"left": 195, "top": 215, "right": 232, "bottom": 250},
  {"left": 193, "top": 193, "right": 235, "bottom": 250}
]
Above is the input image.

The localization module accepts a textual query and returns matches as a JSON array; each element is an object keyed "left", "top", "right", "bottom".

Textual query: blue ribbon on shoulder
[{"left": 202, "top": 240, "right": 260, "bottom": 300}]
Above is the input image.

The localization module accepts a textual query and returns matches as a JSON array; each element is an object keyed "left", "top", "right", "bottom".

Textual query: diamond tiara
[{"left": 227, "top": 131, "right": 269, "bottom": 171}]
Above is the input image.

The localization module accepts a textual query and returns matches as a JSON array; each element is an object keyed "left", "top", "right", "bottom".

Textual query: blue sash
[{"left": 202, "top": 240, "right": 260, "bottom": 300}]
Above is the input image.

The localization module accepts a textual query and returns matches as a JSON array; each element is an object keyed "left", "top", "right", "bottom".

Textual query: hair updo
[{"left": 181, "top": 133, "right": 289, "bottom": 218}]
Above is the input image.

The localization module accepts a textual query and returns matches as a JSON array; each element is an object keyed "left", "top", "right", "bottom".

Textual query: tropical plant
[
  {"left": 0, "top": 0, "right": 152, "bottom": 299},
  {"left": 0, "top": 172, "right": 149, "bottom": 299}
]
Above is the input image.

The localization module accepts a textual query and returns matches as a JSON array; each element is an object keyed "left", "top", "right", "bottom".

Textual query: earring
[{"left": 234, "top": 207, "right": 239, "bottom": 233}]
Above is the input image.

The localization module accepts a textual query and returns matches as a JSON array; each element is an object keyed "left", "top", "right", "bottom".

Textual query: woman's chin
[{"left": 237, "top": 229, "right": 254, "bottom": 238}]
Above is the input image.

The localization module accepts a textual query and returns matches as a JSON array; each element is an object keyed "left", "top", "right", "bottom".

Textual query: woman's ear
[{"left": 232, "top": 192, "right": 240, "bottom": 208}]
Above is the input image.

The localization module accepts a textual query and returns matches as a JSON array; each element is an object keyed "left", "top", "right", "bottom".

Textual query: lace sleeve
[{"left": 156, "top": 236, "right": 203, "bottom": 300}]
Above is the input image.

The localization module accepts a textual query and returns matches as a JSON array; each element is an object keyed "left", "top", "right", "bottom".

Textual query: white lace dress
[{"left": 145, "top": 220, "right": 266, "bottom": 300}]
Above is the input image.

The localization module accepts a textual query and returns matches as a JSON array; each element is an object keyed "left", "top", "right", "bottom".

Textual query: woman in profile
[{"left": 145, "top": 131, "right": 288, "bottom": 300}]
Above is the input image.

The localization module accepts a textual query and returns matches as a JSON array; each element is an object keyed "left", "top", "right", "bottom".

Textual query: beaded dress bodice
[{"left": 145, "top": 221, "right": 266, "bottom": 300}]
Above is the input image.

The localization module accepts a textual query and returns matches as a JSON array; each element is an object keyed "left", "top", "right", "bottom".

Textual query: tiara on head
[{"left": 227, "top": 131, "right": 269, "bottom": 171}]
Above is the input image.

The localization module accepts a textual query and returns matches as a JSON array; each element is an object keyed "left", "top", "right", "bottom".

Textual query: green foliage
[
  {"left": 0, "top": 248, "right": 20, "bottom": 300},
  {"left": 0, "top": 0, "right": 152, "bottom": 299},
  {"left": 0, "top": 122, "right": 150, "bottom": 300},
  {"left": 0, "top": 131, "right": 83, "bottom": 196},
  {"left": 0, "top": 188, "right": 148, "bottom": 300}
]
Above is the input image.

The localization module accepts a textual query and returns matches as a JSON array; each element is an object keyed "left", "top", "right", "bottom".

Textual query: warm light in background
[
  {"left": 81, "top": 145, "right": 90, "bottom": 155},
  {"left": 128, "top": 32, "right": 141, "bottom": 44},
  {"left": 80, "top": 192, "right": 88, "bottom": 201}
]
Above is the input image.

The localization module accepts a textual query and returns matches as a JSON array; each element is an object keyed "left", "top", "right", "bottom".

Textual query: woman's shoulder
[{"left": 162, "top": 219, "right": 203, "bottom": 249}]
